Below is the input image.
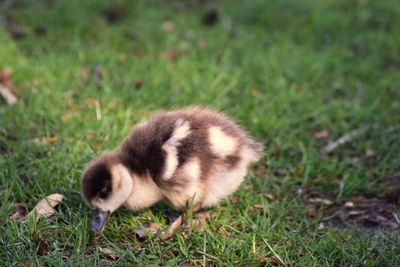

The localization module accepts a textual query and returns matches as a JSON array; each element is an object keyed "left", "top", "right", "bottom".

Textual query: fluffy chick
[{"left": 81, "top": 107, "right": 263, "bottom": 235}]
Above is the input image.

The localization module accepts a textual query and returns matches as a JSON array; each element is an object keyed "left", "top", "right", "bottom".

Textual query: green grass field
[{"left": 1, "top": 0, "right": 399, "bottom": 265}]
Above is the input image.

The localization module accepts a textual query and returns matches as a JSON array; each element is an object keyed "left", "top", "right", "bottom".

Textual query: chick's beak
[{"left": 90, "top": 208, "right": 110, "bottom": 234}]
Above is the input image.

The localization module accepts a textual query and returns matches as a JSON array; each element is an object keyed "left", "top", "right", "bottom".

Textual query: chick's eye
[{"left": 99, "top": 191, "right": 107, "bottom": 199}]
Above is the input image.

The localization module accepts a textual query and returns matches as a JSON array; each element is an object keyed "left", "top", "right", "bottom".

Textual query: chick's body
[{"left": 118, "top": 107, "right": 263, "bottom": 211}]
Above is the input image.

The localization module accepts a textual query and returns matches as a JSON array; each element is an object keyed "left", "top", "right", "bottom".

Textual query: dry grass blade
[
  {"left": 323, "top": 125, "right": 368, "bottom": 153},
  {"left": 262, "top": 237, "right": 287, "bottom": 266},
  {"left": 0, "top": 84, "right": 17, "bottom": 105},
  {"left": 99, "top": 247, "right": 118, "bottom": 260}
]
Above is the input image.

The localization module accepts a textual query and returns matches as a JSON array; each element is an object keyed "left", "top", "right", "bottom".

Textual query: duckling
[{"left": 81, "top": 107, "right": 263, "bottom": 239}]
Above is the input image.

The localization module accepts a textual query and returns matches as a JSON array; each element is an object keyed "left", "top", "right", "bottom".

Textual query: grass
[{"left": 1, "top": 0, "right": 399, "bottom": 265}]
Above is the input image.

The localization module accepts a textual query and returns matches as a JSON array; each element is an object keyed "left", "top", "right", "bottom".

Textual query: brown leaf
[
  {"left": 253, "top": 203, "right": 267, "bottom": 209},
  {"left": 307, "top": 208, "right": 317, "bottom": 218},
  {"left": 37, "top": 237, "right": 51, "bottom": 256},
  {"left": 312, "top": 129, "right": 330, "bottom": 139},
  {"left": 162, "top": 21, "right": 175, "bottom": 32},
  {"left": 80, "top": 68, "right": 91, "bottom": 83},
  {"left": 10, "top": 205, "right": 27, "bottom": 220},
  {"left": 295, "top": 166, "right": 303, "bottom": 177},
  {"left": 253, "top": 162, "right": 267, "bottom": 176},
  {"left": 267, "top": 255, "right": 286, "bottom": 266},
  {"left": 255, "top": 252, "right": 285, "bottom": 266},
  {"left": 62, "top": 248, "right": 71, "bottom": 260},
  {"left": 307, "top": 197, "right": 333, "bottom": 206},
  {"left": 94, "top": 65, "right": 104, "bottom": 87},
  {"left": 0, "top": 68, "right": 15, "bottom": 88},
  {"left": 99, "top": 247, "right": 118, "bottom": 260},
  {"left": 19, "top": 173, "right": 29, "bottom": 183},
  {"left": 164, "top": 49, "right": 184, "bottom": 61},
  {"left": 133, "top": 80, "right": 143, "bottom": 90},
  {"left": 202, "top": 8, "right": 219, "bottom": 26},
  {"left": 133, "top": 48, "right": 144, "bottom": 58},
  {"left": 34, "top": 134, "right": 60, "bottom": 145},
  {"left": 103, "top": 4, "right": 125, "bottom": 23},
  {"left": 228, "top": 195, "right": 239, "bottom": 204},
  {"left": 28, "top": 193, "right": 64, "bottom": 220},
  {"left": 0, "top": 84, "right": 17, "bottom": 105},
  {"left": 264, "top": 193, "right": 276, "bottom": 201},
  {"left": 178, "top": 262, "right": 193, "bottom": 267},
  {"left": 365, "top": 148, "right": 376, "bottom": 157},
  {"left": 134, "top": 222, "right": 161, "bottom": 241},
  {"left": 6, "top": 23, "right": 27, "bottom": 39},
  {"left": 34, "top": 26, "right": 47, "bottom": 36}
]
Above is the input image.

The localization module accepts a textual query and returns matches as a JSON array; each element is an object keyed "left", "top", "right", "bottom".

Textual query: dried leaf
[
  {"left": 253, "top": 162, "right": 267, "bottom": 176},
  {"left": 0, "top": 84, "right": 17, "bottom": 105},
  {"left": 255, "top": 253, "right": 284, "bottom": 266},
  {"left": 102, "top": 4, "right": 125, "bottom": 23},
  {"left": 228, "top": 195, "right": 239, "bottom": 204},
  {"left": 295, "top": 166, "right": 303, "bottom": 177},
  {"left": 34, "top": 134, "right": 60, "bottom": 145},
  {"left": 10, "top": 205, "right": 27, "bottom": 220},
  {"left": 307, "top": 197, "right": 333, "bottom": 206},
  {"left": 312, "top": 129, "right": 330, "bottom": 139},
  {"left": 34, "top": 26, "right": 47, "bottom": 36},
  {"left": 0, "top": 68, "right": 15, "bottom": 88},
  {"left": 62, "top": 248, "right": 71, "bottom": 260},
  {"left": 94, "top": 66, "right": 104, "bottom": 88},
  {"left": 99, "top": 247, "right": 118, "bottom": 260},
  {"left": 202, "top": 9, "right": 219, "bottom": 26},
  {"left": 80, "top": 68, "right": 90, "bottom": 83},
  {"left": 6, "top": 23, "right": 27, "bottom": 39},
  {"left": 37, "top": 237, "right": 51, "bottom": 256},
  {"left": 134, "top": 222, "right": 161, "bottom": 241},
  {"left": 178, "top": 262, "right": 193, "bottom": 267},
  {"left": 28, "top": 193, "right": 64, "bottom": 219},
  {"left": 253, "top": 203, "right": 267, "bottom": 209},
  {"left": 18, "top": 173, "right": 29, "bottom": 183},
  {"left": 264, "top": 193, "right": 276, "bottom": 201},
  {"left": 307, "top": 208, "right": 317, "bottom": 218},
  {"left": 267, "top": 255, "right": 286, "bottom": 266},
  {"left": 365, "top": 148, "right": 376, "bottom": 157},
  {"left": 162, "top": 21, "right": 175, "bottom": 32},
  {"left": 133, "top": 80, "right": 143, "bottom": 90},
  {"left": 164, "top": 49, "right": 183, "bottom": 61}
]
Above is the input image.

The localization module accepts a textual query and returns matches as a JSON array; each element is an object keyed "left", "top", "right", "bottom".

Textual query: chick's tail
[{"left": 245, "top": 139, "right": 264, "bottom": 162}]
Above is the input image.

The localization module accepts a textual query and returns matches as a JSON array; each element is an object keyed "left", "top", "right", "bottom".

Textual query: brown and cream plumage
[{"left": 81, "top": 107, "right": 263, "bottom": 237}]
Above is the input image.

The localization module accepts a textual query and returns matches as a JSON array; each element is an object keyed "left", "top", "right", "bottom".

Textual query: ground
[{"left": 0, "top": 0, "right": 399, "bottom": 266}]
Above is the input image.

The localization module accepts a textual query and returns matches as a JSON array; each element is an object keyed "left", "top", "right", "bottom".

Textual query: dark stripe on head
[{"left": 82, "top": 160, "right": 112, "bottom": 203}]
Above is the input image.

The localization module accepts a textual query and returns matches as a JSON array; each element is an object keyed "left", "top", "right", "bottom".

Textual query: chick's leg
[
  {"left": 159, "top": 214, "right": 184, "bottom": 241},
  {"left": 188, "top": 209, "right": 210, "bottom": 232},
  {"left": 159, "top": 206, "right": 210, "bottom": 240}
]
